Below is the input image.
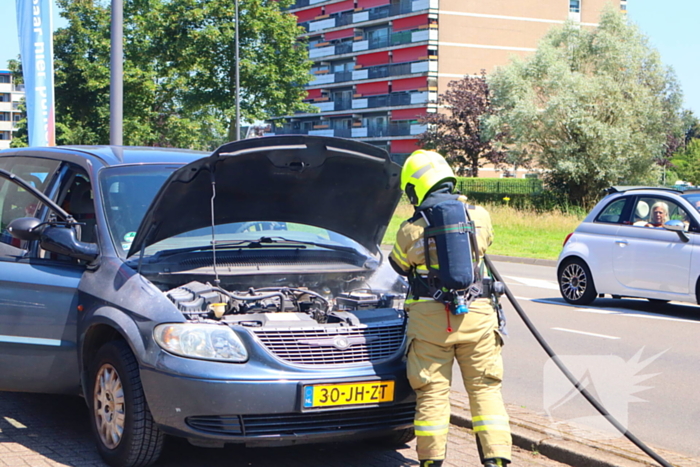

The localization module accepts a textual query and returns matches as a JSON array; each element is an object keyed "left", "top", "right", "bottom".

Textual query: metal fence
[{"left": 456, "top": 177, "right": 543, "bottom": 195}]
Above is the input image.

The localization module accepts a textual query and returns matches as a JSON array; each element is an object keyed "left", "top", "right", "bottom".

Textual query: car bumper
[{"left": 140, "top": 353, "right": 415, "bottom": 445}]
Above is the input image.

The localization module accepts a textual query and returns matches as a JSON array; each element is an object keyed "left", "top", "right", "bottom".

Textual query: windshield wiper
[{"left": 134, "top": 236, "right": 360, "bottom": 261}]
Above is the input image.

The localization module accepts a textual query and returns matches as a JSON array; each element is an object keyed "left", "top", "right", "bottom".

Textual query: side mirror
[
  {"left": 40, "top": 225, "right": 99, "bottom": 262},
  {"left": 7, "top": 217, "right": 43, "bottom": 241},
  {"left": 663, "top": 219, "right": 689, "bottom": 243}
]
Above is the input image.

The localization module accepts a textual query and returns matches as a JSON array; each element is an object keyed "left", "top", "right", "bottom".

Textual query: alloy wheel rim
[
  {"left": 93, "top": 363, "right": 125, "bottom": 449},
  {"left": 561, "top": 263, "right": 587, "bottom": 301}
]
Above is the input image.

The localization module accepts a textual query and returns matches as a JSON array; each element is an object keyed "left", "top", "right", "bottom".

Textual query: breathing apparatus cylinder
[{"left": 424, "top": 199, "right": 475, "bottom": 291}]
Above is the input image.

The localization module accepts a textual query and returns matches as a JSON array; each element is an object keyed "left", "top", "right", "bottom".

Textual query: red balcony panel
[
  {"left": 392, "top": 45, "right": 428, "bottom": 64},
  {"left": 392, "top": 107, "right": 427, "bottom": 121},
  {"left": 391, "top": 139, "right": 420, "bottom": 154},
  {"left": 356, "top": 81, "right": 389, "bottom": 96},
  {"left": 326, "top": 0, "right": 354, "bottom": 14},
  {"left": 306, "top": 89, "right": 323, "bottom": 99},
  {"left": 357, "top": 0, "right": 390, "bottom": 8},
  {"left": 392, "top": 76, "right": 427, "bottom": 92},
  {"left": 392, "top": 14, "right": 428, "bottom": 32},
  {"left": 325, "top": 28, "right": 355, "bottom": 41},
  {"left": 356, "top": 51, "right": 390, "bottom": 67},
  {"left": 295, "top": 7, "right": 322, "bottom": 23}
]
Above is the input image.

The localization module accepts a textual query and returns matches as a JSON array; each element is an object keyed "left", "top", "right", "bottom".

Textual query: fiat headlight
[{"left": 154, "top": 323, "right": 248, "bottom": 362}]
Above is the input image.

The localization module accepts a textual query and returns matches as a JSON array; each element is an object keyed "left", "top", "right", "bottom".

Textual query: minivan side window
[
  {"left": 595, "top": 198, "right": 627, "bottom": 224},
  {"left": 0, "top": 157, "right": 60, "bottom": 258}
]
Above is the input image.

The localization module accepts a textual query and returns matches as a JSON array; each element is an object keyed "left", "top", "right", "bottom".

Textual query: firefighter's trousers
[{"left": 406, "top": 299, "right": 512, "bottom": 461}]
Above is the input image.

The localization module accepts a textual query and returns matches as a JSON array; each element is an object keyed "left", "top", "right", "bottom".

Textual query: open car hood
[{"left": 128, "top": 135, "right": 403, "bottom": 257}]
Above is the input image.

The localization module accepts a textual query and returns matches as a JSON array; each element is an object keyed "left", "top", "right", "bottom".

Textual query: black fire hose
[{"left": 484, "top": 254, "right": 673, "bottom": 467}]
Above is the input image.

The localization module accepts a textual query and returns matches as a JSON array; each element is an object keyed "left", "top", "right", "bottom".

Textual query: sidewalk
[
  {"left": 0, "top": 391, "right": 565, "bottom": 467},
  {"left": 0, "top": 388, "right": 697, "bottom": 466},
  {"left": 450, "top": 387, "right": 699, "bottom": 467}
]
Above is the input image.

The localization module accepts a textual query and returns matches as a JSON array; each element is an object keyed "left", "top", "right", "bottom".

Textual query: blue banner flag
[{"left": 16, "top": 0, "right": 56, "bottom": 147}]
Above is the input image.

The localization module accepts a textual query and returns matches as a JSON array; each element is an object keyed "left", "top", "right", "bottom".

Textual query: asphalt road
[{"left": 450, "top": 259, "right": 700, "bottom": 460}]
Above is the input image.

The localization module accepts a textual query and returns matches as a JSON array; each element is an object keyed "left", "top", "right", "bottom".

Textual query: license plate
[{"left": 303, "top": 381, "right": 395, "bottom": 408}]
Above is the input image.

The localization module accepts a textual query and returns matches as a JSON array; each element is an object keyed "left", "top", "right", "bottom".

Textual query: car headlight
[{"left": 154, "top": 323, "right": 248, "bottom": 362}]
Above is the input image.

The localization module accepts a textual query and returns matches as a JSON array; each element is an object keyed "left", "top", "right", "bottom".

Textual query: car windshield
[
  {"left": 681, "top": 193, "right": 700, "bottom": 213},
  {"left": 99, "top": 165, "right": 370, "bottom": 258}
]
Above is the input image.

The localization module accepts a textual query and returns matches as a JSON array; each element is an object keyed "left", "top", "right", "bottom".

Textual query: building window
[
  {"left": 0, "top": 94, "right": 10, "bottom": 103},
  {"left": 0, "top": 113, "right": 10, "bottom": 121},
  {"left": 307, "top": 36, "right": 323, "bottom": 48},
  {"left": 0, "top": 132, "right": 10, "bottom": 140},
  {"left": 569, "top": 0, "right": 580, "bottom": 13},
  {"left": 366, "top": 26, "right": 389, "bottom": 49},
  {"left": 0, "top": 75, "right": 11, "bottom": 84},
  {"left": 333, "top": 61, "right": 353, "bottom": 73}
]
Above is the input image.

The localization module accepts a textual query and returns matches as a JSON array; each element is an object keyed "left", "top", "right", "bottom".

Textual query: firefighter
[{"left": 389, "top": 150, "right": 512, "bottom": 467}]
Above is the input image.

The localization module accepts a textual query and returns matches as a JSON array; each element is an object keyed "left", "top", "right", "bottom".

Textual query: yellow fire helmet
[{"left": 400, "top": 149, "right": 456, "bottom": 205}]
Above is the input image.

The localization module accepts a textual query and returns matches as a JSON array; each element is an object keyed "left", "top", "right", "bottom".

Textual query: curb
[
  {"left": 449, "top": 392, "right": 699, "bottom": 467},
  {"left": 486, "top": 254, "right": 558, "bottom": 268}
]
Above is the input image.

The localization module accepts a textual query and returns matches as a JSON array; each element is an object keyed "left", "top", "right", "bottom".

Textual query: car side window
[
  {"left": 60, "top": 170, "right": 95, "bottom": 243},
  {"left": 32, "top": 167, "right": 97, "bottom": 263},
  {"left": 631, "top": 197, "right": 692, "bottom": 231},
  {"left": 595, "top": 198, "right": 627, "bottom": 224},
  {"left": 0, "top": 157, "right": 60, "bottom": 258}
]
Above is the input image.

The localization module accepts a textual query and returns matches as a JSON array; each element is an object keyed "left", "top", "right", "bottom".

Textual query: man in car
[{"left": 389, "top": 150, "right": 512, "bottom": 467}]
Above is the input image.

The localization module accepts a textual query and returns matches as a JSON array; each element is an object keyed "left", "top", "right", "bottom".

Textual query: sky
[{"left": 0, "top": 1, "right": 698, "bottom": 115}]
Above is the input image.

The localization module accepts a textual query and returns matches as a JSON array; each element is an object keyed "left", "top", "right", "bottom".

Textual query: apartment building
[
  {"left": 0, "top": 70, "right": 25, "bottom": 150},
  {"left": 267, "top": 0, "right": 624, "bottom": 176}
]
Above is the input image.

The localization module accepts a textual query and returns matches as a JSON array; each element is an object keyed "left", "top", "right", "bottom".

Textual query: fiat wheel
[
  {"left": 558, "top": 258, "right": 597, "bottom": 305},
  {"left": 89, "top": 341, "right": 164, "bottom": 467}
]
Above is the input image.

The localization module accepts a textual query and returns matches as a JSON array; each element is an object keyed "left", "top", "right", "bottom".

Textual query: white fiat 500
[{"left": 557, "top": 186, "right": 700, "bottom": 305}]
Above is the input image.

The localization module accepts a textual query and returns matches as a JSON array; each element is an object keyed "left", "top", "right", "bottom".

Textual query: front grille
[
  {"left": 252, "top": 323, "right": 406, "bottom": 365},
  {"left": 186, "top": 402, "right": 415, "bottom": 437},
  {"left": 187, "top": 415, "right": 243, "bottom": 435}
]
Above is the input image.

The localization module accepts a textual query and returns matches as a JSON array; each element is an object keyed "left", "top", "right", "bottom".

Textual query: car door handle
[{"left": 615, "top": 239, "right": 628, "bottom": 245}]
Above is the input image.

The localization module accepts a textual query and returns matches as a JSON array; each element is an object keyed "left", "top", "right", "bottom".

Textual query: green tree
[
  {"left": 682, "top": 110, "right": 700, "bottom": 144},
  {"left": 53, "top": 0, "right": 227, "bottom": 147},
  {"left": 418, "top": 71, "right": 506, "bottom": 177},
  {"left": 484, "top": 6, "right": 684, "bottom": 208},
  {"left": 47, "top": 0, "right": 311, "bottom": 148},
  {"left": 671, "top": 139, "right": 700, "bottom": 185},
  {"left": 152, "top": 0, "right": 313, "bottom": 141}
]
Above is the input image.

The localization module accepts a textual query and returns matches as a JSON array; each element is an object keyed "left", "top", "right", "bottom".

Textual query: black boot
[
  {"left": 483, "top": 459, "right": 509, "bottom": 467},
  {"left": 419, "top": 460, "right": 444, "bottom": 467}
]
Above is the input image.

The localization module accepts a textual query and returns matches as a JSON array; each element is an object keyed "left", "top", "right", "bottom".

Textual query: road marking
[
  {"left": 551, "top": 327, "right": 620, "bottom": 339},
  {"left": 502, "top": 275, "right": 560, "bottom": 291},
  {"left": 523, "top": 298, "right": 700, "bottom": 324},
  {"left": 3, "top": 417, "right": 27, "bottom": 429}
]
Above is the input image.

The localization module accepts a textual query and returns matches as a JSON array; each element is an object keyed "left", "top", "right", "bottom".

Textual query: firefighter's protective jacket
[
  {"left": 390, "top": 194, "right": 512, "bottom": 462},
  {"left": 389, "top": 194, "right": 493, "bottom": 312}
]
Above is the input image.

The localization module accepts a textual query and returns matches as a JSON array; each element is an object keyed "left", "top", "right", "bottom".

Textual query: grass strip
[{"left": 382, "top": 202, "right": 584, "bottom": 261}]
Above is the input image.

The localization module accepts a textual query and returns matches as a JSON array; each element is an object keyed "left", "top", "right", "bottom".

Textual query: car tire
[
  {"left": 558, "top": 258, "right": 597, "bottom": 305},
  {"left": 89, "top": 341, "right": 164, "bottom": 467},
  {"left": 372, "top": 427, "right": 416, "bottom": 447}
]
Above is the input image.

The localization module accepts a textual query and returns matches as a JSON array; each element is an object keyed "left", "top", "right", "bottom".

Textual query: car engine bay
[{"left": 164, "top": 280, "right": 405, "bottom": 327}]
